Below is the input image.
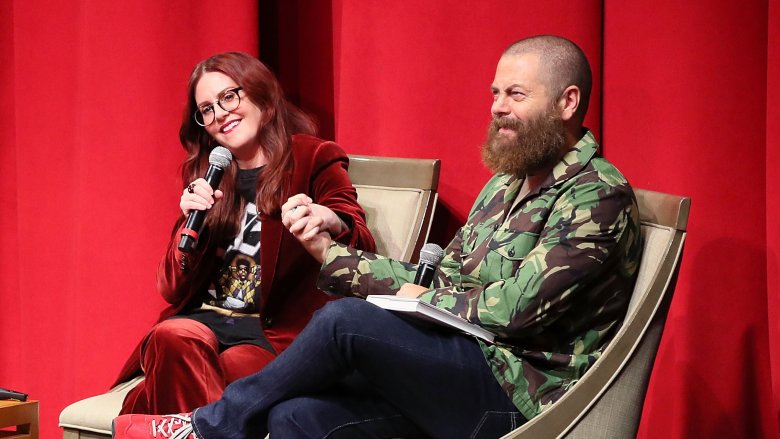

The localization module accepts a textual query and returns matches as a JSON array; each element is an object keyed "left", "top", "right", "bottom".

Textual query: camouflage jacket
[{"left": 318, "top": 131, "right": 642, "bottom": 420}]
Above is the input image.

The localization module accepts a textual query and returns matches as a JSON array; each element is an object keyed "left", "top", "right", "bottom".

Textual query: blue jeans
[{"left": 192, "top": 298, "right": 525, "bottom": 439}]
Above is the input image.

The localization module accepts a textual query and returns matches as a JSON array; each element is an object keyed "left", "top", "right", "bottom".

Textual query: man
[{"left": 113, "top": 34, "right": 641, "bottom": 439}]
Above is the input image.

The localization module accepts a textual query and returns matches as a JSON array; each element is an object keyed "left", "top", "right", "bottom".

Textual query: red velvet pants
[{"left": 119, "top": 318, "right": 276, "bottom": 415}]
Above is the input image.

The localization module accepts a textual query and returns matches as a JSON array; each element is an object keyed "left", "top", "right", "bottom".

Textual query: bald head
[{"left": 503, "top": 35, "right": 592, "bottom": 123}]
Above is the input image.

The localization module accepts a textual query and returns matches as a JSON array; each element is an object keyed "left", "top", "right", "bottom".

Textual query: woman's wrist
[
  {"left": 332, "top": 212, "right": 352, "bottom": 235},
  {"left": 330, "top": 217, "right": 346, "bottom": 235}
]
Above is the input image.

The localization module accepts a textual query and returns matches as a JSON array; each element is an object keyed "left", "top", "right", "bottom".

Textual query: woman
[{"left": 113, "top": 52, "right": 375, "bottom": 415}]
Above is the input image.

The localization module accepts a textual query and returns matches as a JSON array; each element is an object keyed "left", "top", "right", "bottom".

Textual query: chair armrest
[{"left": 59, "top": 377, "right": 144, "bottom": 435}]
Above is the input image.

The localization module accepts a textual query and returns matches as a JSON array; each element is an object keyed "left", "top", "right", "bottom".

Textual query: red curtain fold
[
  {"left": 767, "top": 0, "right": 780, "bottom": 427},
  {"left": 1, "top": 1, "right": 778, "bottom": 438},
  {"left": 603, "top": 1, "right": 777, "bottom": 438}
]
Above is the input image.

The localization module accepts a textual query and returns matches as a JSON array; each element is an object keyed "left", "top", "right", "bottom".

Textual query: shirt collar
[
  {"left": 546, "top": 129, "right": 599, "bottom": 188},
  {"left": 497, "top": 129, "right": 599, "bottom": 196}
]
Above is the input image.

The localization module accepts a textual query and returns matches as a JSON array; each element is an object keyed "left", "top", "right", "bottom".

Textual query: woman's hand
[
  {"left": 180, "top": 178, "right": 224, "bottom": 216},
  {"left": 282, "top": 194, "right": 345, "bottom": 263}
]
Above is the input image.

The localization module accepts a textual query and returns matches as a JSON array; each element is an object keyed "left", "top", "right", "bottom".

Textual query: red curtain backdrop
[
  {"left": 769, "top": 0, "right": 780, "bottom": 428},
  {"left": 603, "top": 1, "right": 777, "bottom": 437},
  {"left": 0, "top": 2, "right": 259, "bottom": 438},
  {"left": 1, "top": 1, "right": 778, "bottom": 438}
]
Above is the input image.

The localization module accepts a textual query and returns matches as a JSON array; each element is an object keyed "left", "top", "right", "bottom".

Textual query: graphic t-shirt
[{"left": 206, "top": 167, "right": 264, "bottom": 313}]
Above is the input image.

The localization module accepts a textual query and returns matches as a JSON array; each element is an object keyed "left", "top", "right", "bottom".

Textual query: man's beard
[{"left": 481, "top": 110, "right": 567, "bottom": 177}]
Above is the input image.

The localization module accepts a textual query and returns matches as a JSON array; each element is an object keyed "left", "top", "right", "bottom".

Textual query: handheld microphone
[
  {"left": 0, "top": 387, "right": 27, "bottom": 401},
  {"left": 413, "top": 243, "right": 444, "bottom": 287},
  {"left": 178, "top": 146, "right": 233, "bottom": 253}
]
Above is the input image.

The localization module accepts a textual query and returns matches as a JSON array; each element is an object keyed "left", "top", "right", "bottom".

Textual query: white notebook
[{"left": 365, "top": 295, "right": 495, "bottom": 342}]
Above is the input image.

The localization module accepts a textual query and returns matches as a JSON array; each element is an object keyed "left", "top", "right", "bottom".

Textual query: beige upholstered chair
[
  {"left": 347, "top": 154, "right": 440, "bottom": 262},
  {"left": 501, "top": 188, "right": 690, "bottom": 439},
  {"left": 59, "top": 154, "right": 441, "bottom": 439},
  {"left": 60, "top": 378, "right": 145, "bottom": 439}
]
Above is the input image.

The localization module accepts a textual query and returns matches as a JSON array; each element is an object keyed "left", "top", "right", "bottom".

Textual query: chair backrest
[
  {"left": 502, "top": 188, "right": 690, "bottom": 439},
  {"left": 347, "top": 154, "right": 440, "bottom": 263}
]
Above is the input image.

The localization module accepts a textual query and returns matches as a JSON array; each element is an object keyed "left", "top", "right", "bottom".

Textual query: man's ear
[{"left": 557, "top": 85, "right": 580, "bottom": 122}]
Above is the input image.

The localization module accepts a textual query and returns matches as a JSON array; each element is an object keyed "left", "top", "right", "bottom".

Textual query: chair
[
  {"left": 59, "top": 154, "right": 441, "bottom": 439},
  {"left": 60, "top": 378, "right": 143, "bottom": 439},
  {"left": 347, "top": 154, "right": 440, "bottom": 262},
  {"left": 501, "top": 188, "right": 690, "bottom": 439}
]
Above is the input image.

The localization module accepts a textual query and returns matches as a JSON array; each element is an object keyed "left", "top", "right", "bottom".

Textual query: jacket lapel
[{"left": 260, "top": 215, "right": 282, "bottom": 306}]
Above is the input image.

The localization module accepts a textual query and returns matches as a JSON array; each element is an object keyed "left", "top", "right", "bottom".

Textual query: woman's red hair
[{"left": 178, "top": 52, "right": 316, "bottom": 241}]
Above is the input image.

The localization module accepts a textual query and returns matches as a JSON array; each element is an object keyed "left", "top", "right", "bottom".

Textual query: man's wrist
[{"left": 319, "top": 237, "right": 332, "bottom": 263}]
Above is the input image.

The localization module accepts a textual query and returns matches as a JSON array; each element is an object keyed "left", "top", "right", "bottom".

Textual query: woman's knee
[
  {"left": 219, "top": 345, "right": 276, "bottom": 384},
  {"left": 145, "top": 318, "right": 216, "bottom": 347},
  {"left": 140, "top": 319, "right": 219, "bottom": 370}
]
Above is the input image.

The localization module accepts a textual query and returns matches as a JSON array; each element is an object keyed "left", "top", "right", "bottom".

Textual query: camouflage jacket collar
[
  {"left": 548, "top": 129, "right": 599, "bottom": 187},
  {"left": 500, "top": 129, "right": 599, "bottom": 195}
]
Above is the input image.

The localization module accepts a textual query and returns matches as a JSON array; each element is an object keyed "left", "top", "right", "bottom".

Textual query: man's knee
[
  {"left": 267, "top": 398, "right": 319, "bottom": 438},
  {"left": 311, "top": 297, "right": 374, "bottom": 331},
  {"left": 269, "top": 395, "right": 413, "bottom": 439}
]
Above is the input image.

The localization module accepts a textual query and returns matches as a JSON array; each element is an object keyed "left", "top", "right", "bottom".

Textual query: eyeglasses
[{"left": 194, "top": 87, "right": 243, "bottom": 127}]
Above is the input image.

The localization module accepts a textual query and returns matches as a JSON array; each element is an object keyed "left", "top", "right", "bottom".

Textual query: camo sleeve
[{"left": 317, "top": 243, "right": 421, "bottom": 297}]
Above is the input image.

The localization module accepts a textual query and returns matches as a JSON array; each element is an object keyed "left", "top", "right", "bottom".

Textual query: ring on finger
[{"left": 187, "top": 183, "right": 196, "bottom": 194}]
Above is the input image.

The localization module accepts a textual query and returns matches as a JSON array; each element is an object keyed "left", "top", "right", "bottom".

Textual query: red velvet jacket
[{"left": 113, "top": 135, "right": 375, "bottom": 386}]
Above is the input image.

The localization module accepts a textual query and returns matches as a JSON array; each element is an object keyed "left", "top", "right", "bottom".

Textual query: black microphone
[
  {"left": 413, "top": 243, "right": 444, "bottom": 287},
  {"left": 178, "top": 146, "right": 233, "bottom": 253}
]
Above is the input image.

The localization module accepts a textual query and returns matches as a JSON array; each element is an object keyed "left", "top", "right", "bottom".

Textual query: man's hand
[
  {"left": 396, "top": 283, "right": 428, "bottom": 298},
  {"left": 282, "top": 194, "right": 338, "bottom": 263}
]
